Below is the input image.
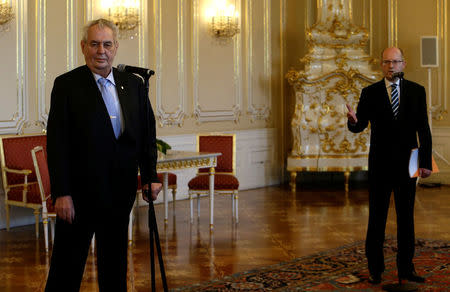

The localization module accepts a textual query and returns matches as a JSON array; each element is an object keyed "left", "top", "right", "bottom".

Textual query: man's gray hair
[{"left": 81, "top": 18, "right": 118, "bottom": 43}]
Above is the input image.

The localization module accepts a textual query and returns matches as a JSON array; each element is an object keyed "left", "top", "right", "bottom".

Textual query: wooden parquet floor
[{"left": 0, "top": 184, "right": 449, "bottom": 291}]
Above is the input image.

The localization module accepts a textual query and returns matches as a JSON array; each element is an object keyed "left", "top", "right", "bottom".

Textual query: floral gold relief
[{"left": 286, "top": 0, "right": 381, "bottom": 186}]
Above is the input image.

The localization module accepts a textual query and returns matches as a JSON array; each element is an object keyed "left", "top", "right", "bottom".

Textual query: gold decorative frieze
[{"left": 157, "top": 157, "right": 217, "bottom": 172}]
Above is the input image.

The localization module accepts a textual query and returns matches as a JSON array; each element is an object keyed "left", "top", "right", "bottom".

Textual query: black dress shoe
[
  {"left": 399, "top": 271, "right": 425, "bottom": 283},
  {"left": 368, "top": 274, "right": 382, "bottom": 284}
]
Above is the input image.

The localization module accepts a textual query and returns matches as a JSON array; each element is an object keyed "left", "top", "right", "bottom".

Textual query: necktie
[
  {"left": 391, "top": 83, "right": 399, "bottom": 117},
  {"left": 98, "top": 78, "right": 121, "bottom": 138}
]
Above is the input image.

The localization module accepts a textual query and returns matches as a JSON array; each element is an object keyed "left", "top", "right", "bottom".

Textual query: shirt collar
[
  {"left": 93, "top": 70, "right": 116, "bottom": 86},
  {"left": 384, "top": 77, "right": 400, "bottom": 88}
]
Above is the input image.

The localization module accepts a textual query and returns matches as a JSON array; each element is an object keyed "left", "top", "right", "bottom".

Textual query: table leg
[
  {"left": 290, "top": 171, "right": 297, "bottom": 192},
  {"left": 209, "top": 167, "right": 215, "bottom": 230},
  {"left": 164, "top": 172, "right": 169, "bottom": 224},
  {"left": 344, "top": 170, "right": 350, "bottom": 193}
]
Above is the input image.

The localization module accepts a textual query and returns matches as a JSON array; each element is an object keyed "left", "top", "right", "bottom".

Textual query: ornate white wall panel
[
  {"left": 0, "top": 0, "right": 27, "bottom": 134},
  {"left": 0, "top": 0, "right": 30, "bottom": 226},
  {"left": 246, "top": 0, "right": 272, "bottom": 122},
  {"left": 37, "top": 0, "right": 78, "bottom": 129},
  {"left": 37, "top": 0, "right": 47, "bottom": 128},
  {"left": 193, "top": 0, "right": 242, "bottom": 123},
  {"left": 155, "top": 0, "right": 187, "bottom": 127}
]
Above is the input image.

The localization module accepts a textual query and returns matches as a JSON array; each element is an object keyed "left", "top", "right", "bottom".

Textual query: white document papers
[{"left": 409, "top": 148, "right": 419, "bottom": 178}]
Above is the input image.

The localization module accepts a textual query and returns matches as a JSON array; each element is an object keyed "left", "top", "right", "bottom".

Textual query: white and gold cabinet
[{"left": 286, "top": 0, "right": 380, "bottom": 192}]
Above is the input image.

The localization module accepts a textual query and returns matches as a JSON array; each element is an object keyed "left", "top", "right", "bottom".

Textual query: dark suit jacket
[
  {"left": 348, "top": 78, "right": 432, "bottom": 180},
  {"left": 47, "top": 65, "right": 158, "bottom": 215}
]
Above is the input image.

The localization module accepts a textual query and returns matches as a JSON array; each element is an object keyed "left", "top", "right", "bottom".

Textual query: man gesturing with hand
[{"left": 347, "top": 47, "right": 432, "bottom": 285}]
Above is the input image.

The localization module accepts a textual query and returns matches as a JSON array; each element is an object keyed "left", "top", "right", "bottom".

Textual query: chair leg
[
  {"left": 128, "top": 207, "right": 133, "bottom": 243},
  {"left": 34, "top": 209, "right": 40, "bottom": 238},
  {"left": 43, "top": 217, "right": 49, "bottom": 252},
  {"left": 232, "top": 195, "right": 235, "bottom": 217},
  {"left": 197, "top": 194, "right": 201, "bottom": 218},
  {"left": 172, "top": 187, "right": 177, "bottom": 209},
  {"left": 189, "top": 193, "right": 194, "bottom": 223},
  {"left": 235, "top": 193, "right": 239, "bottom": 223},
  {"left": 5, "top": 204, "right": 10, "bottom": 231}
]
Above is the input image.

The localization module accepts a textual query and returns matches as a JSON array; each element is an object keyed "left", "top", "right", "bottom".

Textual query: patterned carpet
[{"left": 173, "top": 238, "right": 450, "bottom": 291}]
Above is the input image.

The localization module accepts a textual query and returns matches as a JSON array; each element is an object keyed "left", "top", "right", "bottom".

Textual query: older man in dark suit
[
  {"left": 45, "top": 18, "right": 162, "bottom": 292},
  {"left": 347, "top": 47, "right": 432, "bottom": 285}
]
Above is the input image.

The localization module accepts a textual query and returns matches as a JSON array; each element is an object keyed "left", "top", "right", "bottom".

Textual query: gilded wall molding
[
  {"left": 388, "top": 0, "right": 398, "bottom": 47},
  {"left": 437, "top": 0, "right": 448, "bottom": 113},
  {"left": 155, "top": 0, "right": 187, "bottom": 127},
  {"left": 85, "top": 0, "right": 93, "bottom": 22},
  {"left": 362, "top": 0, "right": 373, "bottom": 56},
  {"left": 36, "top": 0, "right": 47, "bottom": 128},
  {"left": 192, "top": 0, "right": 242, "bottom": 123},
  {"left": 305, "top": 0, "right": 312, "bottom": 31},
  {"left": 246, "top": 0, "right": 272, "bottom": 122},
  {"left": 138, "top": 0, "right": 147, "bottom": 68},
  {"left": 66, "top": 0, "right": 76, "bottom": 70},
  {"left": 280, "top": 0, "right": 286, "bottom": 174},
  {"left": 0, "top": 0, "right": 27, "bottom": 134}
]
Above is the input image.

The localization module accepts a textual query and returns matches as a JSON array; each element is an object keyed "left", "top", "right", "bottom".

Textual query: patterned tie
[
  {"left": 98, "top": 78, "right": 121, "bottom": 138},
  {"left": 391, "top": 83, "right": 399, "bottom": 117}
]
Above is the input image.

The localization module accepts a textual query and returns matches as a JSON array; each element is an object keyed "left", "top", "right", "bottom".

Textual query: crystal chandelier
[
  {"left": 0, "top": 0, "right": 14, "bottom": 27},
  {"left": 102, "top": 0, "right": 140, "bottom": 39}
]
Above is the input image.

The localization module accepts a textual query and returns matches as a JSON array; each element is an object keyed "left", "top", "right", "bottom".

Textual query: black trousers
[
  {"left": 45, "top": 209, "right": 130, "bottom": 292},
  {"left": 365, "top": 175, "right": 417, "bottom": 276}
]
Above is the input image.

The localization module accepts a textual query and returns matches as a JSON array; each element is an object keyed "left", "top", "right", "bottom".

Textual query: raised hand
[{"left": 346, "top": 104, "right": 358, "bottom": 124}]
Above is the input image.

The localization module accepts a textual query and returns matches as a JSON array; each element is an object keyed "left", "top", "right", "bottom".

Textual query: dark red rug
[{"left": 173, "top": 238, "right": 449, "bottom": 291}]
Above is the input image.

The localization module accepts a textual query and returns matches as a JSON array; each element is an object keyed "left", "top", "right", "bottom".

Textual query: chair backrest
[
  {"left": 31, "top": 146, "right": 52, "bottom": 212},
  {"left": 0, "top": 134, "right": 47, "bottom": 187},
  {"left": 197, "top": 134, "right": 235, "bottom": 174}
]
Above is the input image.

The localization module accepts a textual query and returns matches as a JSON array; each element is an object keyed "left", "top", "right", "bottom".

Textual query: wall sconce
[
  {"left": 0, "top": 0, "right": 14, "bottom": 27},
  {"left": 207, "top": 0, "right": 240, "bottom": 38},
  {"left": 102, "top": 0, "right": 140, "bottom": 39}
]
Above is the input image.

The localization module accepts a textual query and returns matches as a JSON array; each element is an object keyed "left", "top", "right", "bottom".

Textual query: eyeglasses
[
  {"left": 88, "top": 41, "right": 116, "bottom": 51},
  {"left": 382, "top": 60, "right": 403, "bottom": 65}
]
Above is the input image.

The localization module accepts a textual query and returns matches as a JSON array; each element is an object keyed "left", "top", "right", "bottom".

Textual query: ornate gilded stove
[{"left": 286, "top": 0, "right": 381, "bottom": 192}]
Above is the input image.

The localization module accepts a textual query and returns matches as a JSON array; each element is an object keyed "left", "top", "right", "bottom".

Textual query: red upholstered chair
[
  {"left": 0, "top": 134, "right": 47, "bottom": 237},
  {"left": 31, "top": 146, "right": 56, "bottom": 252},
  {"left": 188, "top": 134, "right": 239, "bottom": 222}
]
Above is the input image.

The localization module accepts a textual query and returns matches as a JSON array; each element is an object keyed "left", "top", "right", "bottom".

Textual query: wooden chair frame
[
  {"left": 31, "top": 146, "right": 56, "bottom": 252},
  {"left": 0, "top": 134, "right": 46, "bottom": 237},
  {"left": 188, "top": 133, "right": 239, "bottom": 222}
]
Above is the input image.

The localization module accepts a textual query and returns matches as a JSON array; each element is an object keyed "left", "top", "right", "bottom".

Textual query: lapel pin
[{"left": 121, "top": 86, "right": 124, "bottom": 90}]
